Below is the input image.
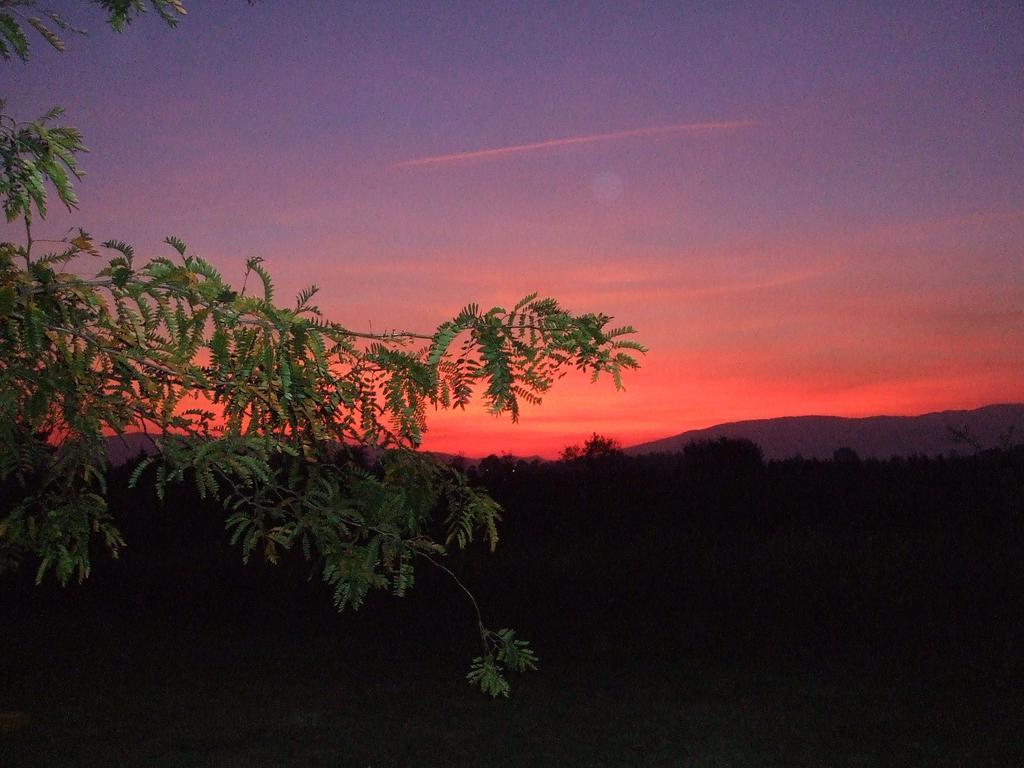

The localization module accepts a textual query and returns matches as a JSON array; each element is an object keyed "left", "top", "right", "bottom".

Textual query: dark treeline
[
  {"left": 454, "top": 440, "right": 1024, "bottom": 661},
  {"left": 4, "top": 438, "right": 1023, "bottom": 667}
]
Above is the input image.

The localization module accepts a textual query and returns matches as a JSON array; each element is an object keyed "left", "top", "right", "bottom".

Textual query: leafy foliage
[
  {"left": 0, "top": 141, "right": 644, "bottom": 698},
  {"left": 0, "top": 102, "right": 84, "bottom": 222},
  {"left": 0, "top": 1, "right": 265, "bottom": 61},
  {"left": 0, "top": 0, "right": 644, "bottom": 694},
  {"left": 0, "top": 223, "right": 640, "bottom": 572},
  {"left": 1, "top": 0, "right": 175, "bottom": 61},
  {"left": 466, "top": 629, "right": 539, "bottom": 698}
]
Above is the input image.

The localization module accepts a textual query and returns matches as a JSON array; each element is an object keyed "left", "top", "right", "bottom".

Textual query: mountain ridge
[
  {"left": 623, "top": 403, "right": 1024, "bottom": 460},
  {"left": 103, "top": 403, "right": 1024, "bottom": 465}
]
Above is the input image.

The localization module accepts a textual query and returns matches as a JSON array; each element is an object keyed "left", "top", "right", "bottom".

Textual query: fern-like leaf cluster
[{"left": 0, "top": 32, "right": 642, "bottom": 694}]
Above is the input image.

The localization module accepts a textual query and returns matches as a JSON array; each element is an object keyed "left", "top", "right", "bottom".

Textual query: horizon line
[{"left": 392, "top": 120, "right": 761, "bottom": 169}]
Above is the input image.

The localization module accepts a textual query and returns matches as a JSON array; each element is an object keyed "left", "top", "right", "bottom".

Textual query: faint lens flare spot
[{"left": 592, "top": 171, "right": 623, "bottom": 202}]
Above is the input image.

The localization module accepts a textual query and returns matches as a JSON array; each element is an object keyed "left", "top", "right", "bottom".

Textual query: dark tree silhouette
[{"left": 560, "top": 433, "right": 623, "bottom": 461}]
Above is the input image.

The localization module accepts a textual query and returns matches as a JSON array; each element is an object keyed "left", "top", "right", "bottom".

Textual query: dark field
[{"left": 3, "top": 444, "right": 1023, "bottom": 766}]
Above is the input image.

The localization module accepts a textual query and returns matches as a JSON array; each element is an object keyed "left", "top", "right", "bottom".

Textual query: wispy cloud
[{"left": 393, "top": 120, "right": 761, "bottom": 169}]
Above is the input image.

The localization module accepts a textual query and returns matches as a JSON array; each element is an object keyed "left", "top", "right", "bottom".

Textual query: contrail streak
[{"left": 392, "top": 120, "right": 760, "bottom": 169}]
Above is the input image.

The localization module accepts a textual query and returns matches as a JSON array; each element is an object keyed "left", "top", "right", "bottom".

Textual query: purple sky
[{"left": 4, "top": 1, "right": 1022, "bottom": 456}]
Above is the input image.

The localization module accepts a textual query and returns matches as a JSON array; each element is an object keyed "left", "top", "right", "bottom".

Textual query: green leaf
[
  {"left": 0, "top": 13, "right": 30, "bottom": 61},
  {"left": 27, "top": 17, "right": 66, "bottom": 52},
  {"left": 466, "top": 654, "right": 511, "bottom": 698},
  {"left": 164, "top": 235, "right": 187, "bottom": 257}
]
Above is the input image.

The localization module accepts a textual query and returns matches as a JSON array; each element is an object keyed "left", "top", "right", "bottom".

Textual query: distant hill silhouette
[
  {"left": 103, "top": 403, "right": 1023, "bottom": 464},
  {"left": 624, "top": 404, "right": 1024, "bottom": 460}
]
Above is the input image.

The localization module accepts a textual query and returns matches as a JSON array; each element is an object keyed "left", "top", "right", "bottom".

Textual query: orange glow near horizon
[{"left": 417, "top": 358, "right": 1023, "bottom": 459}]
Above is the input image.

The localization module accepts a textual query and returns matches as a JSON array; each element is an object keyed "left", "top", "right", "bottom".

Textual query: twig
[{"left": 416, "top": 551, "right": 491, "bottom": 655}]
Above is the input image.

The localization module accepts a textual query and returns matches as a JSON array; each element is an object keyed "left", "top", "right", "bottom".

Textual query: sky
[{"left": 3, "top": 1, "right": 1022, "bottom": 457}]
